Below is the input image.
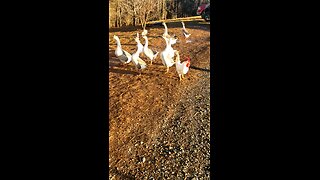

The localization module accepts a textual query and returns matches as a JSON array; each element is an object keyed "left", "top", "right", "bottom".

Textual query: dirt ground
[{"left": 109, "top": 19, "right": 211, "bottom": 179}]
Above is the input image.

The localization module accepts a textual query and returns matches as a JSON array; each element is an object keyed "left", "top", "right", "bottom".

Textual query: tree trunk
[
  {"left": 162, "top": 0, "right": 166, "bottom": 20},
  {"left": 176, "top": 0, "right": 178, "bottom": 17},
  {"left": 115, "top": 7, "right": 118, "bottom": 27},
  {"left": 133, "top": 17, "right": 135, "bottom": 26},
  {"left": 144, "top": 12, "right": 148, "bottom": 29},
  {"left": 119, "top": 7, "right": 122, "bottom": 27},
  {"left": 157, "top": 0, "right": 161, "bottom": 19}
]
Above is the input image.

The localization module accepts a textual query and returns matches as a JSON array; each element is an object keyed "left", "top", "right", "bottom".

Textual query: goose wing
[
  {"left": 123, "top": 50, "right": 132, "bottom": 58},
  {"left": 137, "top": 57, "right": 146, "bottom": 65},
  {"left": 164, "top": 52, "right": 175, "bottom": 66},
  {"left": 182, "top": 28, "right": 190, "bottom": 35},
  {"left": 117, "top": 54, "right": 129, "bottom": 63},
  {"left": 151, "top": 48, "right": 158, "bottom": 55},
  {"left": 137, "top": 57, "right": 147, "bottom": 69},
  {"left": 118, "top": 50, "right": 131, "bottom": 63},
  {"left": 144, "top": 48, "right": 154, "bottom": 58}
]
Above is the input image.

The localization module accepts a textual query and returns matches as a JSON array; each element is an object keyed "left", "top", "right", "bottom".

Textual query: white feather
[
  {"left": 113, "top": 35, "right": 132, "bottom": 63},
  {"left": 143, "top": 36, "right": 159, "bottom": 64}
]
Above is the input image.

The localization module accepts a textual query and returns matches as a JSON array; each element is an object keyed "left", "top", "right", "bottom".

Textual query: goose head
[
  {"left": 134, "top": 37, "right": 143, "bottom": 53},
  {"left": 113, "top": 35, "right": 120, "bottom": 41},
  {"left": 134, "top": 36, "right": 140, "bottom": 44},
  {"left": 142, "top": 35, "right": 148, "bottom": 44},
  {"left": 169, "top": 37, "right": 177, "bottom": 45}
]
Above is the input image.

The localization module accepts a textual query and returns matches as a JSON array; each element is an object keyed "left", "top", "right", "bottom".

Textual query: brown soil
[{"left": 109, "top": 20, "right": 211, "bottom": 180}]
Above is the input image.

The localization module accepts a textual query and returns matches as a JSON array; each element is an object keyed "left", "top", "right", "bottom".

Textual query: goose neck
[
  {"left": 135, "top": 46, "right": 142, "bottom": 56},
  {"left": 166, "top": 41, "right": 173, "bottom": 49},
  {"left": 115, "top": 39, "right": 121, "bottom": 48},
  {"left": 163, "top": 24, "right": 168, "bottom": 34},
  {"left": 144, "top": 38, "right": 148, "bottom": 47}
]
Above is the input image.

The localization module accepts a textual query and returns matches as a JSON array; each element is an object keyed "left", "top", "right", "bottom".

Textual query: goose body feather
[{"left": 113, "top": 35, "right": 132, "bottom": 63}]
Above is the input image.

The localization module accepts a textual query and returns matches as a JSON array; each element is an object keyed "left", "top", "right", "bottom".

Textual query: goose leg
[
  {"left": 164, "top": 67, "right": 169, "bottom": 74},
  {"left": 179, "top": 74, "right": 182, "bottom": 81}
]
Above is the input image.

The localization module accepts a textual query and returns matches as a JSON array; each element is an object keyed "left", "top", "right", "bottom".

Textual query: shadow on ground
[
  {"left": 108, "top": 49, "right": 139, "bottom": 75},
  {"left": 110, "top": 168, "right": 135, "bottom": 180},
  {"left": 190, "top": 66, "right": 210, "bottom": 72}
]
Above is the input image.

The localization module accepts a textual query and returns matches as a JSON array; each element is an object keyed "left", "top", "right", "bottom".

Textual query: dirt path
[{"left": 109, "top": 20, "right": 210, "bottom": 179}]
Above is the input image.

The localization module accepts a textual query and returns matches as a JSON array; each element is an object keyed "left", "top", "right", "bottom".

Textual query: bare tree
[
  {"left": 136, "top": 0, "right": 159, "bottom": 30},
  {"left": 120, "top": 0, "right": 140, "bottom": 26},
  {"left": 109, "top": 0, "right": 204, "bottom": 28},
  {"left": 162, "top": 0, "right": 167, "bottom": 20},
  {"left": 109, "top": 0, "right": 116, "bottom": 27}
]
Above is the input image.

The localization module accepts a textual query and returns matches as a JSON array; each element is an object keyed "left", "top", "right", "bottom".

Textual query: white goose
[
  {"left": 131, "top": 36, "right": 147, "bottom": 74},
  {"left": 113, "top": 35, "right": 132, "bottom": 64},
  {"left": 160, "top": 36, "right": 176, "bottom": 73},
  {"left": 142, "top": 36, "right": 159, "bottom": 65},
  {"left": 162, "top": 22, "right": 177, "bottom": 44},
  {"left": 181, "top": 21, "right": 191, "bottom": 39}
]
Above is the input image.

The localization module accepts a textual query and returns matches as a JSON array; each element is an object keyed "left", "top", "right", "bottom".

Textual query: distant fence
[{"left": 146, "top": 16, "right": 203, "bottom": 24}]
